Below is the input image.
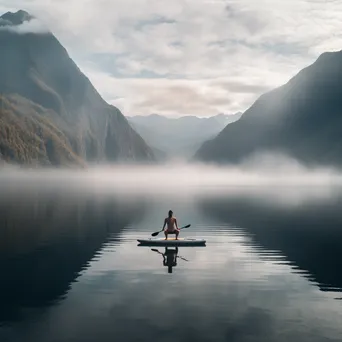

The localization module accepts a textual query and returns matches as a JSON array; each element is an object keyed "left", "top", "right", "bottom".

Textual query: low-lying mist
[{"left": 1, "top": 153, "right": 342, "bottom": 198}]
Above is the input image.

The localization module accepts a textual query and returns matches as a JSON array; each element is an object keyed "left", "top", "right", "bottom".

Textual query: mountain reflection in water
[
  {"left": 0, "top": 188, "right": 145, "bottom": 325},
  {"left": 199, "top": 185, "right": 342, "bottom": 296}
]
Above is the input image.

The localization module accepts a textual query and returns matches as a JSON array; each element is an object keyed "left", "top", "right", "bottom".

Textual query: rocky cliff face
[
  {"left": 0, "top": 10, "right": 155, "bottom": 167},
  {"left": 194, "top": 50, "right": 342, "bottom": 167}
]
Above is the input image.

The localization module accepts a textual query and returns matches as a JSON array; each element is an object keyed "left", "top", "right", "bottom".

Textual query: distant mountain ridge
[
  {"left": 0, "top": 10, "right": 155, "bottom": 167},
  {"left": 194, "top": 50, "right": 342, "bottom": 167},
  {"left": 127, "top": 113, "right": 241, "bottom": 159}
]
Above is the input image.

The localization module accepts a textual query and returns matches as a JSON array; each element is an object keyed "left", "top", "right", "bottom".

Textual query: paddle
[
  {"left": 151, "top": 224, "right": 191, "bottom": 237},
  {"left": 151, "top": 248, "right": 162, "bottom": 254}
]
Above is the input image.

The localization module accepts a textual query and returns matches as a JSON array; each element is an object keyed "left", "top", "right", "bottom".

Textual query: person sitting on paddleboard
[{"left": 163, "top": 210, "right": 180, "bottom": 240}]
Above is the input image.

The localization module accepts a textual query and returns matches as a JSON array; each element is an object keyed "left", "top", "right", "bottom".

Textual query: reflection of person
[
  {"left": 151, "top": 247, "right": 188, "bottom": 274},
  {"left": 163, "top": 247, "right": 178, "bottom": 273},
  {"left": 163, "top": 210, "right": 180, "bottom": 240}
]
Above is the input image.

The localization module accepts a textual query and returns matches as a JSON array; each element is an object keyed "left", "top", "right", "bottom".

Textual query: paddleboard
[{"left": 137, "top": 237, "right": 206, "bottom": 247}]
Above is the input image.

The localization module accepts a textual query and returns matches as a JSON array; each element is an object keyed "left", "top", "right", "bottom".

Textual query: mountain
[
  {"left": 194, "top": 50, "right": 342, "bottom": 167},
  {"left": 0, "top": 10, "right": 155, "bottom": 167},
  {"left": 127, "top": 113, "right": 241, "bottom": 159}
]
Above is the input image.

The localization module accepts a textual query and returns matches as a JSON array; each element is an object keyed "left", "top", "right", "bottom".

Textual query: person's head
[{"left": 168, "top": 210, "right": 173, "bottom": 218}]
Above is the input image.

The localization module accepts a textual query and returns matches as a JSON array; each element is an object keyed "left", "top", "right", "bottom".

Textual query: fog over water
[{"left": 1, "top": 154, "right": 342, "bottom": 196}]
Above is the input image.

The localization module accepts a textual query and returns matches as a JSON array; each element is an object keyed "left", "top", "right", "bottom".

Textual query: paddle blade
[
  {"left": 179, "top": 224, "right": 191, "bottom": 230},
  {"left": 179, "top": 257, "right": 189, "bottom": 262},
  {"left": 151, "top": 231, "right": 160, "bottom": 237}
]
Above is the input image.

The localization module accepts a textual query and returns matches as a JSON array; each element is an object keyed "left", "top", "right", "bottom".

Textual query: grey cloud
[
  {"left": 213, "top": 80, "right": 272, "bottom": 94},
  {"left": 132, "top": 83, "right": 232, "bottom": 115},
  {"left": 0, "top": 18, "right": 49, "bottom": 34},
  {"left": 1, "top": 0, "right": 342, "bottom": 115}
]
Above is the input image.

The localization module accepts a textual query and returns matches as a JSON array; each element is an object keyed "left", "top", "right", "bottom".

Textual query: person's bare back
[
  {"left": 163, "top": 210, "right": 180, "bottom": 240},
  {"left": 165, "top": 216, "right": 177, "bottom": 231}
]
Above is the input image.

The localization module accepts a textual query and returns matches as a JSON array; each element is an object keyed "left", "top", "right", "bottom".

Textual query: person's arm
[
  {"left": 175, "top": 218, "right": 179, "bottom": 230},
  {"left": 162, "top": 218, "right": 166, "bottom": 230}
]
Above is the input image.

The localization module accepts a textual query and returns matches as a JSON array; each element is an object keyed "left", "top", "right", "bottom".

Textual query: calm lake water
[{"left": 1, "top": 166, "right": 342, "bottom": 342}]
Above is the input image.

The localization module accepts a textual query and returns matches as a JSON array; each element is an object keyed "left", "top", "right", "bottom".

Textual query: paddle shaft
[{"left": 151, "top": 224, "right": 191, "bottom": 237}]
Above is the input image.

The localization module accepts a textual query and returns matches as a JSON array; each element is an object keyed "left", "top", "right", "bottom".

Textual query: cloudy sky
[{"left": 0, "top": 0, "right": 341, "bottom": 117}]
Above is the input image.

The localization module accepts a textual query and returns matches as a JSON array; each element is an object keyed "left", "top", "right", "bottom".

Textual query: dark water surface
[{"left": 1, "top": 169, "right": 342, "bottom": 342}]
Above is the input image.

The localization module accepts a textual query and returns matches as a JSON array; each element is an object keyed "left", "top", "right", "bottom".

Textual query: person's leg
[
  {"left": 164, "top": 230, "right": 168, "bottom": 240},
  {"left": 175, "top": 229, "right": 179, "bottom": 240}
]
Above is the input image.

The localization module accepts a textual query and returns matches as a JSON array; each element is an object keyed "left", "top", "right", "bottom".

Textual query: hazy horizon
[{"left": 124, "top": 112, "right": 242, "bottom": 119}]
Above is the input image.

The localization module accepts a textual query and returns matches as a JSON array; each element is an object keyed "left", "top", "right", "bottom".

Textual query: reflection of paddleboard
[{"left": 137, "top": 237, "right": 206, "bottom": 247}]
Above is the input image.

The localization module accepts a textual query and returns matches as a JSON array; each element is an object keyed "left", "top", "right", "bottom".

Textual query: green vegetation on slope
[{"left": 0, "top": 94, "right": 85, "bottom": 167}]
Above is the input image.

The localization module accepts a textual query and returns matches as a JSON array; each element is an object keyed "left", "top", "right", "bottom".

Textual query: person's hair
[{"left": 168, "top": 210, "right": 173, "bottom": 218}]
